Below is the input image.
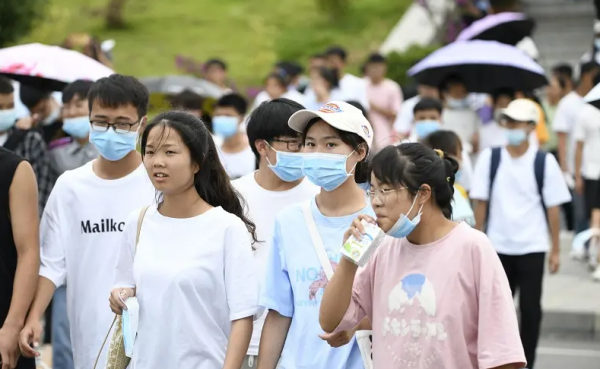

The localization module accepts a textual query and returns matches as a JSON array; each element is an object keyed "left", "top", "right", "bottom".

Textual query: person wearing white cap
[
  {"left": 257, "top": 101, "right": 373, "bottom": 369},
  {"left": 470, "top": 99, "right": 572, "bottom": 369}
]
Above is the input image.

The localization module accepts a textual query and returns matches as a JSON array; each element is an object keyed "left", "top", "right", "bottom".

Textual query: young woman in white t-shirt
[{"left": 109, "top": 111, "right": 261, "bottom": 369}]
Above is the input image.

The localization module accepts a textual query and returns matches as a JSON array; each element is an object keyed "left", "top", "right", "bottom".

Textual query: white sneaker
[{"left": 592, "top": 265, "right": 600, "bottom": 282}]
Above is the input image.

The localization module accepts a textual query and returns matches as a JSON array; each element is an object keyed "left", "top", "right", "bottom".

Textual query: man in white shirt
[
  {"left": 323, "top": 46, "right": 369, "bottom": 110},
  {"left": 393, "top": 84, "right": 439, "bottom": 138},
  {"left": 18, "top": 74, "right": 156, "bottom": 369},
  {"left": 573, "top": 103, "right": 600, "bottom": 279},
  {"left": 553, "top": 61, "right": 600, "bottom": 234},
  {"left": 471, "top": 99, "right": 571, "bottom": 369},
  {"left": 232, "top": 98, "right": 320, "bottom": 369},
  {"left": 440, "top": 76, "right": 481, "bottom": 154}
]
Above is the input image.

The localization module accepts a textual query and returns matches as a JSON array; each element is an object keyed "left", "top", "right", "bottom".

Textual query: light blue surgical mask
[
  {"left": 122, "top": 297, "right": 139, "bottom": 358},
  {"left": 386, "top": 193, "right": 423, "bottom": 239},
  {"left": 62, "top": 116, "right": 90, "bottom": 139},
  {"left": 90, "top": 128, "right": 138, "bottom": 161},
  {"left": 358, "top": 182, "right": 370, "bottom": 191},
  {"left": 414, "top": 120, "right": 441, "bottom": 139},
  {"left": 302, "top": 151, "right": 356, "bottom": 192},
  {"left": 505, "top": 128, "right": 528, "bottom": 146},
  {"left": 212, "top": 116, "right": 239, "bottom": 138},
  {"left": 446, "top": 97, "right": 470, "bottom": 110},
  {"left": 265, "top": 143, "right": 304, "bottom": 182},
  {"left": 42, "top": 106, "right": 61, "bottom": 126},
  {"left": 0, "top": 109, "right": 17, "bottom": 132}
]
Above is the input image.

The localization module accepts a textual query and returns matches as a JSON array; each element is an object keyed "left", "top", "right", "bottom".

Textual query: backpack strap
[
  {"left": 485, "top": 147, "right": 502, "bottom": 232},
  {"left": 534, "top": 150, "right": 548, "bottom": 225}
]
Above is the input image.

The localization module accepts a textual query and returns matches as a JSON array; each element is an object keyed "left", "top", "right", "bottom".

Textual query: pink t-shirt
[
  {"left": 337, "top": 223, "right": 526, "bottom": 369},
  {"left": 366, "top": 78, "right": 403, "bottom": 151}
]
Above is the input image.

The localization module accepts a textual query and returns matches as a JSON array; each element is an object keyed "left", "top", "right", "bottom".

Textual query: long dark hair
[
  {"left": 370, "top": 143, "right": 458, "bottom": 219},
  {"left": 140, "top": 110, "right": 259, "bottom": 245}
]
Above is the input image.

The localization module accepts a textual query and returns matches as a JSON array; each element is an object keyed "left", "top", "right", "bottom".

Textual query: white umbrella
[{"left": 0, "top": 43, "right": 114, "bottom": 91}]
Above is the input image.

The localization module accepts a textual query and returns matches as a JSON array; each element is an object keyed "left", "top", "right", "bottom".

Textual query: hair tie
[{"left": 434, "top": 149, "right": 444, "bottom": 158}]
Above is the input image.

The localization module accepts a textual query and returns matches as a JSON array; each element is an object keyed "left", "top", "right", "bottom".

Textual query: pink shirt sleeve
[
  {"left": 472, "top": 233, "right": 527, "bottom": 369},
  {"left": 335, "top": 259, "right": 375, "bottom": 332},
  {"left": 390, "top": 81, "right": 403, "bottom": 114}
]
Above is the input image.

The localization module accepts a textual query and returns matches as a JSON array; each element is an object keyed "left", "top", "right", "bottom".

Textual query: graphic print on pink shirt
[{"left": 308, "top": 260, "right": 338, "bottom": 300}]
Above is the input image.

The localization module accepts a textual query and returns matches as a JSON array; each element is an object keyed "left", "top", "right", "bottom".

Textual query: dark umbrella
[{"left": 456, "top": 12, "right": 535, "bottom": 46}]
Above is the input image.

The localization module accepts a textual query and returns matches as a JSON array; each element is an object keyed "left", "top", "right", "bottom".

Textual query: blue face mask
[
  {"left": 302, "top": 151, "right": 356, "bottom": 192},
  {"left": 266, "top": 143, "right": 304, "bottom": 182},
  {"left": 446, "top": 97, "right": 469, "bottom": 110},
  {"left": 62, "top": 116, "right": 90, "bottom": 139},
  {"left": 505, "top": 128, "right": 528, "bottom": 146},
  {"left": 414, "top": 120, "right": 441, "bottom": 139},
  {"left": 358, "top": 182, "right": 370, "bottom": 191},
  {"left": 122, "top": 297, "right": 139, "bottom": 358},
  {"left": 90, "top": 128, "right": 138, "bottom": 161},
  {"left": 0, "top": 109, "right": 17, "bottom": 132},
  {"left": 386, "top": 193, "right": 423, "bottom": 239},
  {"left": 212, "top": 116, "right": 239, "bottom": 138}
]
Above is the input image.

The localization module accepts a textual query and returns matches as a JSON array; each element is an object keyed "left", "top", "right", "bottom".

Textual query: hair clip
[{"left": 434, "top": 149, "right": 444, "bottom": 158}]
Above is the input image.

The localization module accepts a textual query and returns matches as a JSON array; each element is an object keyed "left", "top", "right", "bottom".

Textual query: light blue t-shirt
[{"left": 260, "top": 198, "right": 374, "bottom": 369}]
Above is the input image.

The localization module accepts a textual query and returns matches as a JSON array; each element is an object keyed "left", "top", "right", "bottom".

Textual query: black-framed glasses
[
  {"left": 270, "top": 138, "right": 303, "bottom": 152},
  {"left": 90, "top": 120, "right": 140, "bottom": 134}
]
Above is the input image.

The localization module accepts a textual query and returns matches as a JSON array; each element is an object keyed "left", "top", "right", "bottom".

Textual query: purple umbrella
[
  {"left": 408, "top": 40, "right": 547, "bottom": 93},
  {"left": 456, "top": 12, "right": 535, "bottom": 46}
]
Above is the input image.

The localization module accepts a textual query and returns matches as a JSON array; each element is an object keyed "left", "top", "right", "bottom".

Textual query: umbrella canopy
[
  {"left": 456, "top": 12, "right": 535, "bottom": 46},
  {"left": 408, "top": 40, "right": 547, "bottom": 93},
  {"left": 0, "top": 43, "right": 114, "bottom": 91},
  {"left": 584, "top": 82, "right": 600, "bottom": 109},
  {"left": 140, "top": 75, "right": 224, "bottom": 99}
]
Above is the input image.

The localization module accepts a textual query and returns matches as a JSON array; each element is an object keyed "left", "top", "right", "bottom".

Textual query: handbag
[
  {"left": 301, "top": 202, "right": 373, "bottom": 369},
  {"left": 93, "top": 206, "right": 149, "bottom": 369}
]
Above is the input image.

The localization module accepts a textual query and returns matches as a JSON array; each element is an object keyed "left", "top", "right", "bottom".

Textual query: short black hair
[
  {"left": 276, "top": 61, "right": 304, "bottom": 78},
  {"left": 440, "top": 74, "right": 465, "bottom": 91},
  {"left": 0, "top": 77, "right": 14, "bottom": 94},
  {"left": 491, "top": 87, "right": 516, "bottom": 104},
  {"left": 265, "top": 72, "right": 287, "bottom": 89},
  {"left": 345, "top": 101, "right": 368, "bottom": 117},
  {"left": 169, "top": 89, "right": 204, "bottom": 111},
  {"left": 325, "top": 46, "right": 348, "bottom": 62},
  {"left": 215, "top": 93, "right": 248, "bottom": 116},
  {"left": 413, "top": 98, "right": 443, "bottom": 115},
  {"left": 314, "top": 67, "right": 340, "bottom": 89},
  {"left": 19, "top": 85, "right": 52, "bottom": 109},
  {"left": 87, "top": 74, "right": 150, "bottom": 118},
  {"left": 580, "top": 61, "right": 600, "bottom": 77},
  {"left": 205, "top": 58, "right": 227, "bottom": 71},
  {"left": 62, "top": 80, "right": 94, "bottom": 104},
  {"left": 420, "top": 130, "right": 462, "bottom": 157},
  {"left": 246, "top": 98, "right": 305, "bottom": 161},
  {"left": 552, "top": 64, "right": 573, "bottom": 80},
  {"left": 365, "top": 53, "right": 386, "bottom": 64}
]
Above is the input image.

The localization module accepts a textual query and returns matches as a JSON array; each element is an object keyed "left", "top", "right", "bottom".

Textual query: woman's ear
[
  {"left": 357, "top": 143, "right": 369, "bottom": 162},
  {"left": 417, "top": 184, "right": 432, "bottom": 204}
]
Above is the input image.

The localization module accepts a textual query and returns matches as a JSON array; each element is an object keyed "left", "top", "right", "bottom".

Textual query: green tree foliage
[
  {"left": 0, "top": 0, "right": 48, "bottom": 47},
  {"left": 386, "top": 44, "right": 440, "bottom": 87}
]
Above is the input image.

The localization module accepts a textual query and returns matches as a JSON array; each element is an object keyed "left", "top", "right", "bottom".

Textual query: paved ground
[
  {"left": 536, "top": 335, "right": 600, "bottom": 369},
  {"left": 536, "top": 232, "right": 600, "bottom": 338}
]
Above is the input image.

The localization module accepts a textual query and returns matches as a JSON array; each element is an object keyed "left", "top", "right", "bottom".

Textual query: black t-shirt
[{"left": 0, "top": 147, "right": 35, "bottom": 369}]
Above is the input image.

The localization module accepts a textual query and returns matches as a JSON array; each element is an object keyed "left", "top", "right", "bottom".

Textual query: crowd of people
[{"left": 0, "top": 2, "right": 600, "bottom": 369}]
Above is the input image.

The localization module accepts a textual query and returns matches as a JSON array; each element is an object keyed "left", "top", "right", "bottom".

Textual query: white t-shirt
[
  {"left": 552, "top": 91, "right": 586, "bottom": 174},
  {"left": 573, "top": 103, "right": 600, "bottom": 180},
  {"left": 250, "top": 90, "right": 307, "bottom": 111},
  {"left": 218, "top": 145, "right": 256, "bottom": 180},
  {"left": 470, "top": 146, "right": 571, "bottom": 255},
  {"left": 232, "top": 172, "right": 320, "bottom": 356},
  {"left": 113, "top": 205, "right": 261, "bottom": 369},
  {"left": 393, "top": 95, "right": 420, "bottom": 135},
  {"left": 442, "top": 108, "right": 481, "bottom": 147},
  {"left": 39, "top": 161, "right": 155, "bottom": 369}
]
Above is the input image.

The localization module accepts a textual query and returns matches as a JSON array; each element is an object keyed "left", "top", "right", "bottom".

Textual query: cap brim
[
  {"left": 288, "top": 110, "right": 322, "bottom": 132},
  {"left": 500, "top": 111, "right": 536, "bottom": 124}
]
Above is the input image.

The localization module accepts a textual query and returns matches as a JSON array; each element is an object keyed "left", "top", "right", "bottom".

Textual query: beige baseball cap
[
  {"left": 288, "top": 101, "right": 374, "bottom": 149},
  {"left": 501, "top": 98, "right": 539, "bottom": 124}
]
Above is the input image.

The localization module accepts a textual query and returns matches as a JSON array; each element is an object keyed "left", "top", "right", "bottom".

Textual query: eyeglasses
[
  {"left": 270, "top": 138, "right": 303, "bottom": 152},
  {"left": 366, "top": 187, "right": 405, "bottom": 205},
  {"left": 90, "top": 120, "right": 139, "bottom": 134}
]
